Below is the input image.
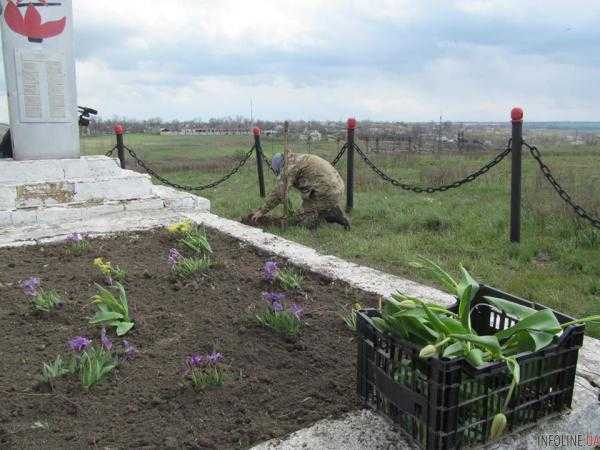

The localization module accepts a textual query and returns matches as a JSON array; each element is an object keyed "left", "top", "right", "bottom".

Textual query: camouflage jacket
[{"left": 259, "top": 153, "right": 345, "bottom": 214}]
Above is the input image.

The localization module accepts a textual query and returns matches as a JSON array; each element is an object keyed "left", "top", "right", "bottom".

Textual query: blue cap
[{"left": 272, "top": 153, "right": 284, "bottom": 175}]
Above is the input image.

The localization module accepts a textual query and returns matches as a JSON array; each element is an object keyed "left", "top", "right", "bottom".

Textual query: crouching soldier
[{"left": 247, "top": 152, "right": 351, "bottom": 229}]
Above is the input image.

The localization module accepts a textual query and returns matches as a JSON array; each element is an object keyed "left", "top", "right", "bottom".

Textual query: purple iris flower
[
  {"left": 100, "top": 328, "right": 113, "bottom": 351},
  {"left": 20, "top": 276, "right": 40, "bottom": 297},
  {"left": 263, "top": 261, "right": 279, "bottom": 283},
  {"left": 186, "top": 354, "right": 205, "bottom": 367},
  {"left": 68, "top": 336, "right": 92, "bottom": 352},
  {"left": 122, "top": 340, "right": 138, "bottom": 361},
  {"left": 207, "top": 352, "right": 223, "bottom": 365},
  {"left": 262, "top": 292, "right": 286, "bottom": 304},
  {"left": 289, "top": 303, "right": 304, "bottom": 320},
  {"left": 168, "top": 248, "right": 183, "bottom": 268},
  {"left": 66, "top": 232, "right": 84, "bottom": 243}
]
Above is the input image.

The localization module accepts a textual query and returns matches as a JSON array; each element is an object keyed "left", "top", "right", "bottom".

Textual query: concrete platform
[{"left": 0, "top": 156, "right": 209, "bottom": 234}]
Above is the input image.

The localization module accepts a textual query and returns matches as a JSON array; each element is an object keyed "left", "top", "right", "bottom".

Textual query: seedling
[
  {"left": 257, "top": 292, "right": 304, "bottom": 336},
  {"left": 65, "top": 232, "right": 91, "bottom": 256},
  {"left": 20, "top": 276, "right": 64, "bottom": 313},
  {"left": 340, "top": 303, "right": 363, "bottom": 332},
  {"left": 183, "top": 352, "right": 227, "bottom": 391},
  {"left": 89, "top": 283, "right": 135, "bottom": 336},
  {"left": 41, "top": 355, "right": 71, "bottom": 388},
  {"left": 262, "top": 261, "right": 303, "bottom": 290},
  {"left": 180, "top": 228, "right": 212, "bottom": 254},
  {"left": 80, "top": 347, "right": 118, "bottom": 389},
  {"left": 168, "top": 248, "right": 211, "bottom": 278}
]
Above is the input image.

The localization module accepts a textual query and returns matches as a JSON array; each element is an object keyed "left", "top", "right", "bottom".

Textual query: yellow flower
[
  {"left": 353, "top": 303, "right": 363, "bottom": 312},
  {"left": 93, "top": 257, "right": 113, "bottom": 276},
  {"left": 167, "top": 220, "right": 193, "bottom": 234}
]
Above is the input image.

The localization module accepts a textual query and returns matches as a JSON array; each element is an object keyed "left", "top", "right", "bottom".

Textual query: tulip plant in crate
[{"left": 357, "top": 257, "right": 599, "bottom": 449}]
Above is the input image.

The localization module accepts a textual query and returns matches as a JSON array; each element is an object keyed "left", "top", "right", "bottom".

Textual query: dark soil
[{"left": 0, "top": 229, "right": 378, "bottom": 449}]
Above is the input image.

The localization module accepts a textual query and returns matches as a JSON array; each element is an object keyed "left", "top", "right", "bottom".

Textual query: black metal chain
[
  {"left": 125, "top": 145, "right": 255, "bottom": 192},
  {"left": 353, "top": 140, "right": 512, "bottom": 193},
  {"left": 331, "top": 144, "right": 348, "bottom": 167},
  {"left": 105, "top": 145, "right": 117, "bottom": 157},
  {"left": 523, "top": 141, "right": 600, "bottom": 229}
]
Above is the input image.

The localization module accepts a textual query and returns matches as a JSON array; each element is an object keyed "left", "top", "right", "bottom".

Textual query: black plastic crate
[{"left": 356, "top": 284, "right": 585, "bottom": 450}]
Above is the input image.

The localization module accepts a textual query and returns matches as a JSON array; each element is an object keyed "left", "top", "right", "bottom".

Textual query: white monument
[
  {"left": 0, "top": 1, "right": 209, "bottom": 232},
  {"left": 0, "top": 0, "right": 79, "bottom": 160}
]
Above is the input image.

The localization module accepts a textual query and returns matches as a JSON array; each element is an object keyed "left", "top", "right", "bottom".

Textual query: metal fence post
[
  {"left": 510, "top": 107, "right": 524, "bottom": 243},
  {"left": 114, "top": 124, "right": 126, "bottom": 169},
  {"left": 346, "top": 117, "right": 357, "bottom": 212},
  {"left": 253, "top": 127, "right": 266, "bottom": 198}
]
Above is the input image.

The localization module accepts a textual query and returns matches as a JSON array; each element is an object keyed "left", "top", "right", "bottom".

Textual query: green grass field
[{"left": 82, "top": 133, "right": 600, "bottom": 337}]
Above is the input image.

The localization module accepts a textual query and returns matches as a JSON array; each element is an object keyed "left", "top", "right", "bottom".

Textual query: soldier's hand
[{"left": 250, "top": 211, "right": 264, "bottom": 223}]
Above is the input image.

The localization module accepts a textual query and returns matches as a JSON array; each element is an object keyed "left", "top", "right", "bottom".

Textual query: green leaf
[
  {"left": 495, "top": 309, "right": 561, "bottom": 342},
  {"left": 90, "top": 311, "right": 124, "bottom": 324},
  {"left": 415, "top": 256, "right": 459, "bottom": 294},
  {"left": 465, "top": 348, "right": 485, "bottom": 367},
  {"left": 504, "top": 330, "right": 556, "bottom": 354},
  {"left": 416, "top": 301, "right": 450, "bottom": 335},
  {"left": 442, "top": 341, "right": 465, "bottom": 358},
  {"left": 450, "top": 334, "right": 502, "bottom": 357},
  {"left": 399, "top": 316, "right": 439, "bottom": 344},
  {"left": 484, "top": 296, "right": 537, "bottom": 321},
  {"left": 438, "top": 316, "right": 468, "bottom": 334},
  {"left": 115, "top": 321, "right": 134, "bottom": 336},
  {"left": 457, "top": 266, "right": 479, "bottom": 332}
]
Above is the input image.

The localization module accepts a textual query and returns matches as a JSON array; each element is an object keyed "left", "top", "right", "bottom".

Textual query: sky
[{"left": 1, "top": 0, "right": 600, "bottom": 122}]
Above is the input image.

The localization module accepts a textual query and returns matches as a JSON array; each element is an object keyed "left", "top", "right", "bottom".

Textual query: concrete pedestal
[{"left": 0, "top": 156, "right": 209, "bottom": 235}]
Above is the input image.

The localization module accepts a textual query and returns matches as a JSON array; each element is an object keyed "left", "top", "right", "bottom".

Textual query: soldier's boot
[{"left": 323, "top": 205, "right": 351, "bottom": 230}]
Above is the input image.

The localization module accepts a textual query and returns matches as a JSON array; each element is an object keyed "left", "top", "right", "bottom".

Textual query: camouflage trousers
[{"left": 289, "top": 191, "right": 343, "bottom": 228}]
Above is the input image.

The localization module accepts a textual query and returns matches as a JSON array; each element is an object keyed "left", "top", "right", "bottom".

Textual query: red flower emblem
[{"left": 4, "top": 1, "right": 66, "bottom": 42}]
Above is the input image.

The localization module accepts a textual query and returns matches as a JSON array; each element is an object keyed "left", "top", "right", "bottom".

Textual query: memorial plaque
[{"left": 15, "top": 49, "right": 69, "bottom": 123}]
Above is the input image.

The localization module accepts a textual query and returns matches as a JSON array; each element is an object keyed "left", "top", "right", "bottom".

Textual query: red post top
[
  {"left": 511, "top": 107, "right": 524, "bottom": 123},
  {"left": 114, "top": 124, "right": 125, "bottom": 135},
  {"left": 347, "top": 118, "right": 357, "bottom": 130},
  {"left": 253, "top": 127, "right": 261, "bottom": 137}
]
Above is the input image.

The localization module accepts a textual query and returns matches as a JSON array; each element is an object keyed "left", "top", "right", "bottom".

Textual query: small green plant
[
  {"left": 65, "top": 233, "right": 91, "bottom": 256},
  {"left": 41, "top": 355, "right": 72, "bottom": 388},
  {"left": 89, "top": 283, "right": 134, "bottom": 336},
  {"left": 263, "top": 261, "right": 303, "bottom": 290},
  {"left": 180, "top": 228, "right": 212, "bottom": 254},
  {"left": 257, "top": 292, "right": 304, "bottom": 336},
  {"left": 80, "top": 347, "right": 118, "bottom": 389},
  {"left": 340, "top": 303, "right": 363, "bottom": 332},
  {"left": 93, "top": 258, "right": 126, "bottom": 285},
  {"left": 20, "top": 277, "right": 64, "bottom": 313},
  {"left": 41, "top": 332, "right": 137, "bottom": 390},
  {"left": 277, "top": 268, "right": 303, "bottom": 290},
  {"left": 183, "top": 352, "right": 227, "bottom": 391},
  {"left": 168, "top": 248, "right": 211, "bottom": 278}
]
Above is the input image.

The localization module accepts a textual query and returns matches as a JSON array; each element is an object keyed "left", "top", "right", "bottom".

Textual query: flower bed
[{"left": 0, "top": 229, "right": 377, "bottom": 449}]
